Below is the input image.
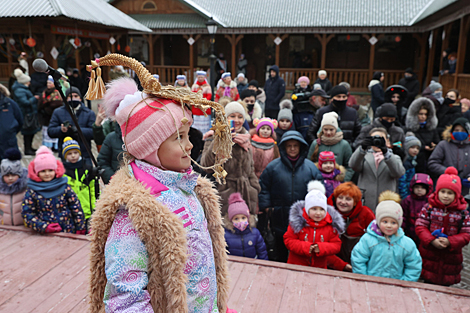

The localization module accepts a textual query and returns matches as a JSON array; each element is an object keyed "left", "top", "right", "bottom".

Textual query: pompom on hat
[
  {"left": 228, "top": 193, "right": 250, "bottom": 221},
  {"left": 28, "top": 146, "right": 65, "bottom": 182},
  {"left": 1, "top": 148, "right": 23, "bottom": 177},
  {"left": 62, "top": 137, "right": 81, "bottom": 159},
  {"left": 14, "top": 68, "right": 30, "bottom": 84},
  {"left": 253, "top": 117, "right": 278, "bottom": 134},
  {"left": 435, "top": 167, "right": 461, "bottom": 196}
]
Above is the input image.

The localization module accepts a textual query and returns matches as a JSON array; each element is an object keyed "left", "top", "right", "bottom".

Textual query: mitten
[
  {"left": 45, "top": 223, "right": 62, "bottom": 233},
  {"left": 76, "top": 229, "right": 86, "bottom": 235}
]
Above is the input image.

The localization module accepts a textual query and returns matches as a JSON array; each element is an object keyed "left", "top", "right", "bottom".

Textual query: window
[{"left": 142, "top": 1, "right": 157, "bottom": 11}]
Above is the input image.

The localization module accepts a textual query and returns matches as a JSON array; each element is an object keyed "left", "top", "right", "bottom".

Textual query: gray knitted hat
[
  {"left": 405, "top": 134, "right": 421, "bottom": 152},
  {"left": 1, "top": 148, "right": 23, "bottom": 177}
]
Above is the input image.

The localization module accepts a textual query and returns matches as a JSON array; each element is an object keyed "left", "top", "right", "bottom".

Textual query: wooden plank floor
[{"left": 1, "top": 228, "right": 470, "bottom": 313}]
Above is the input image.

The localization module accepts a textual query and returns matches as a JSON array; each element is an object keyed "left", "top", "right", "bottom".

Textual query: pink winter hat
[
  {"left": 28, "top": 146, "right": 65, "bottom": 182},
  {"left": 253, "top": 117, "right": 278, "bottom": 134},
  {"left": 297, "top": 76, "right": 310, "bottom": 85},
  {"left": 228, "top": 193, "right": 250, "bottom": 221},
  {"left": 103, "top": 77, "right": 193, "bottom": 161}
]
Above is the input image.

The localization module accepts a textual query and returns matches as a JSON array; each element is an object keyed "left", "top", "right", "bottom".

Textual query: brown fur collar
[
  {"left": 314, "top": 163, "right": 346, "bottom": 182},
  {"left": 89, "top": 167, "right": 229, "bottom": 313}
]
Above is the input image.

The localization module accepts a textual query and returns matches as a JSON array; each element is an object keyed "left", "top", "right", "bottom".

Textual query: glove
[
  {"left": 380, "top": 145, "right": 388, "bottom": 155},
  {"left": 462, "top": 177, "right": 470, "bottom": 188},
  {"left": 392, "top": 146, "right": 405, "bottom": 160},
  {"left": 76, "top": 229, "right": 86, "bottom": 235},
  {"left": 431, "top": 228, "right": 448, "bottom": 238},
  {"left": 361, "top": 137, "right": 373, "bottom": 151},
  {"left": 45, "top": 223, "right": 62, "bottom": 233}
]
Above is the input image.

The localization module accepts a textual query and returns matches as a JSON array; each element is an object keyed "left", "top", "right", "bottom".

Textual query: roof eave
[{"left": 176, "top": 0, "right": 227, "bottom": 28}]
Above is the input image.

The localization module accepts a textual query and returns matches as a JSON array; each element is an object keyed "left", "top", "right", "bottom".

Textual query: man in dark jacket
[
  {"left": 97, "top": 122, "right": 124, "bottom": 184},
  {"left": 0, "top": 84, "right": 23, "bottom": 159},
  {"left": 259, "top": 130, "right": 323, "bottom": 262},
  {"left": 353, "top": 103, "right": 405, "bottom": 157},
  {"left": 264, "top": 65, "right": 285, "bottom": 119},
  {"left": 48, "top": 87, "right": 95, "bottom": 164},
  {"left": 398, "top": 68, "right": 420, "bottom": 109},
  {"left": 307, "top": 85, "right": 361, "bottom": 145}
]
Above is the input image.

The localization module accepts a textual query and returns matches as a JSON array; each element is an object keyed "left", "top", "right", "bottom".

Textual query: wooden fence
[{"left": 440, "top": 73, "right": 470, "bottom": 99}]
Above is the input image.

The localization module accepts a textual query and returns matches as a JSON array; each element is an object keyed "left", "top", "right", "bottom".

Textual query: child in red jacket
[
  {"left": 415, "top": 167, "right": 470, "bottom": 286},
  {"left": 284, "top": 181, "right": 344, "bottom": 268}
]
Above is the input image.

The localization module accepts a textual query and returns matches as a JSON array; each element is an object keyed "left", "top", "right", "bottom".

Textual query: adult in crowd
[
  {"left": 215, "top": 72, "right": 239, "bottom": 102},
  {"left": 97, "top": 122, "right": 124, "bottom": 184},
  {"left": 12, "top": 69, "right": 40, "bottom": 155},
  {"left": 69, "top": 68, "right": 87, "bottom": 97},
  {"left": 368, "top": 71, "right": 384, "bottom": 115},
  {"left": 436, "top": 89, "right": 462, "bottom": 137},
  {"left": 327, "top": 182, "right": 375, "bottom": 271},
  {"left": 398, "top": 68, "right": 420, "bottom": 108},
  {"left": 264, "top": 65, "right": 285, "bottom": 119},
  {"left": 338, "top": 82, "right": 357, "bottom": 110},
  {"left": 240, "top": 89, "right": 262, "bottom": 129},
  {"left": 109, "top": 65, "right": 130, "bottom": 81},
  {"left": 259, "top": 130, "right": 323, "bottom": 262},
  {"left": 405, "top": 97, "right": 440, "bottom": 174},
  {"left": 293, "top": 89, "right": 329, "bottom": 141},
  {"left": 349, "top": 127, "right": 406, "bottom": 212},
  {"left": 48, "top": 87, "right": 95, "bottom": 164},
  {"left": 423, "top": 80, "right": 444, "bottom": 112},
  {"left": 462, "top": 98, "right": 470, "bottom": 116},
  {"left": 314, "top": 70, "right": 332, "bottom": 93},
  {"left": 307, "top": 112, "right": 354, "bottom": 181},
  {"left": 353, "top": 103, "right": 405, "bottom": 158},
  {"left": 18, "top": 52, "right": 29, "bottom": 75},
  {"left": 237, "top": 53, "right": 247, "bottom": 75},
  {"left": 201, "top": 101, "right": 260, "bottom": 216},
  {"left": 428, "top": 117, "right": 470, "bottom": 195},
  {"left": 38, "top": 76, "right": 62, "bottom": 150},
  {"left": 191, "top": 71, "right": 212, "bottom": 134},
  {"left": 384, "top": 85, "right": 408, "bottom": 124},
  {"left": 0, "top": 84, "right": 23, "bottom": 160},
  {"left": 292, "top": 76, "right": 312, "bottom": 94},
  {"left": 235, "top": 73, "right": 248, "bottom": 94},
  {"left": 30, "top": 70, "right": 48, "bottom": 96},
  {"left": 307, "top": 85, "right": 361, "bottom": 145},
  {"left": 248, "top": 80, "right": 266, "bottom": 112}
]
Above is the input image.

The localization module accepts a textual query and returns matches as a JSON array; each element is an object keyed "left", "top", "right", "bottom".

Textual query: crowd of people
[{"left": 1, "top": 58, "right": 470, "bottom": 301}]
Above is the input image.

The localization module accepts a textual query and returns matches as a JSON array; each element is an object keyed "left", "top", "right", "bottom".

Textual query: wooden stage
[{"left": 1, "top": 226, "right": 470, "bottom": 313}]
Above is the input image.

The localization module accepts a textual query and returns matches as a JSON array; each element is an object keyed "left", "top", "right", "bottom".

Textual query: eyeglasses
[{"left": 245, "top": 100, "right": 255, "bottom": 104}]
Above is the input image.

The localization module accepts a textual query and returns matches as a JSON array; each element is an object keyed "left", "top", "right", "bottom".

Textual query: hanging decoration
[
  {"left": 26, "top": 21, "right": 36, "bottom": 47},
  {"left": 50, "top": 46, "right": 59, "bottom": 60},
  {"left": 125, "top": 45, "right": 131, "bottom": 53}
]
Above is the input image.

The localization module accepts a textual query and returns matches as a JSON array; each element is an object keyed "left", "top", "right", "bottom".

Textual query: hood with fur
[
  {"left": 289, "top": 200, "right": 345, "bottom": 234},
  {"left": 405, "top": 97, "right": 438, "bottom": 131},
  {"left": 368, "top": 80, "right": 381, "bottom": 90},
  {"left": 0, "top": 168, "right": 28, "bottom": 194}
]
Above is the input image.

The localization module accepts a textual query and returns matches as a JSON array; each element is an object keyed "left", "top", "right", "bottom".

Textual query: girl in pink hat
[{"left": 251, "top": 117, "right": 280, "bottom": 179}]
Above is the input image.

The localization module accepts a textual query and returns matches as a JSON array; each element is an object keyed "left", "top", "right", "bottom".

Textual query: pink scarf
[
  {"left": 373, "top": 151, "right": 384, "bottom": 169},
  {"left": 223, "top": 86, "right": 231, "bottom": 97}
]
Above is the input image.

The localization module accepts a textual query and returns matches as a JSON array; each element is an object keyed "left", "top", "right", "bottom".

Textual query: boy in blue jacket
[
  {"left": 351, "top": 199, "right": 422, "bottom": 281},
  {"left": 224, "top": 192, "right": 268, "bottom": 260}
]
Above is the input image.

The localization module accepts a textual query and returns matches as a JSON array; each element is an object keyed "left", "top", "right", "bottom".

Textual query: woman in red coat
[
  {"left": 284, "top": 181, "right": 344, "bottom": 268},
  {"left": 327, "top": 182, "right": 375, "bottom": 271}
]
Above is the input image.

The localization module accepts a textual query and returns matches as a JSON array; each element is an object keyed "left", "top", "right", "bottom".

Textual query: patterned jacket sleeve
[
  {"left": 21, "top": 188, "right": 48, "bottom": 233},
  {"left": 104, "top": 208, "right": 153, "bottom": 313},
  {"left": 65, "top": 185, "right": 86, "bottom": 231}
]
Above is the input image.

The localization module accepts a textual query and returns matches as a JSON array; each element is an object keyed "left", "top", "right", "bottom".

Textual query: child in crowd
[
  {"left": 251, "top": 118, "right": 280, "bottom": 178},
  {"left": 88, "top": 66, "right": 230, "bottom": 312},
  {"left": 398, "top": 134, "right": 421, "bottom": 199},
  {"left": 224, "top": 193, "right": 268, "bottom": 260},
  {"left": 415, "top": 167, "right": 470, "bottom": 286},
  {"left": 22, "top": 146, "right": 86, "bottom": 234},
  {"left": 174, "top": 75, "right": 190, "bottom": 90},
  {"left": 0, "top": 148, "right": 28, "bottom": 225},
  {"left": 316, "top": 151, "right": 345, "bottom": 198},
  {"left": 284, "top": 181, "right": 344, "bottom": 269},
  {"left": 351, "top": 199, "right": 422, "bottom": 281},
  {"left": 275, "top": 100, "right": 295, "bottom": 142},
  {"left": 401, "top": 173, "right": 433, "bottom": 246},
  {"left": 62, "top": 137, "right": 99, "bottom": 224},
  {"left": 216, "top": 72, "right": 239, "bottom": 102}
]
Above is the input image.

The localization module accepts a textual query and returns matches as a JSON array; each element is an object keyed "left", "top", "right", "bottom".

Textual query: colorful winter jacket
[
  {"left": 398, "top": 156, "right": 416, "bottom": 199},
  {"left": 316, "top": 164, "right": 346, "bottom": 198},
  {"left": 223, "top": 215, "right": 268, "bottom": 260},
  {"left": 351, "top": 221, "right": 422, "bottom": 281},
  {"left": 415, "top": 192, "right": 470, "bottom": 286},
  {"left": 284, "top": 200, "right": 344, "bottom": 269},
  {"left": 0, "top": 168, "right": 27, "bottom": 225}
]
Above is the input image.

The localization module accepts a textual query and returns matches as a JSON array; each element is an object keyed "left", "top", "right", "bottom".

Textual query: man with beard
[
  {"left": 307, "top": 85, "right": 361, "bottom": 145},
  {"left": 398, "top": 68, "right": 420, "bottom": 109},
  {"left": 293, "top": 89, "right": 329, "bottom": 142}
]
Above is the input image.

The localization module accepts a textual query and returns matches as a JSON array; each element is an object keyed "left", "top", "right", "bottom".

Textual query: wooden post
[
  {"left": 362, "top": 34, "right": 376, "bottom": 80},
  {"left": 439, "top": 23, "right": 453, "bottom": 72},
  {"left": 454, "top": 16, "right": 470, "bottom": 88},
  {"left": 269, "top": 34, "right": 288, "bottom": 66},
  {"left": 224, "top": 34, "right": 244, "bottom": 74},
  {"left": 425, "top": 29, "right": 439, "bottom": 87},
  {"left": 6, "top": 35, "right": 12, "bottom": 75},
  {"left": 413, "top": 33, "right": 427, "bottom": 88},
  {"left": 183, "top": 34, "right": 200, "bottom": 82},
  {"left": 315, "top": 34, "right": 334, "bottom": 70},
  {"left": 143, "top": 34, "right": 159, "bottom": 73},
  {"left": 160, "top": 36, "right": 164, "bottom": 66},
  {"left": 75, "top": 49, "right": 80, "bottom": 71}
]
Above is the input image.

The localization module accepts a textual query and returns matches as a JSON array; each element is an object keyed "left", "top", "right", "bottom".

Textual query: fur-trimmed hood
[
  {"left": 368, "top": 80, "right": 381, "bottom": 90},
  {"left": 314, "top": 163, "right": 346, "bottom": 182},
  {"left": 289, "top": 200, "right": 345, "bottom": 234},
  {"left": 245, "top": 101, "right": 262, "bottom": 122},
  {"left": 222, "top": 213, "right": 257, "bottom": 232},
  {"left": 406, "top": 97, "right": 438, "bottom": 131}
]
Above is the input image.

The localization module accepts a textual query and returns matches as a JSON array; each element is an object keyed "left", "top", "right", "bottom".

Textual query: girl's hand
[
  {"left": 431, "top": 239, "right": 446, "bottom": 249},
  {"left": 438, "top": 237, "right": 450, "bottom": 248},
  {"left": 344, "top": 264, "right": 353, "bottom": 272},
  {"left": 310, "top": 244, "right": 319, "bottom": 254}
]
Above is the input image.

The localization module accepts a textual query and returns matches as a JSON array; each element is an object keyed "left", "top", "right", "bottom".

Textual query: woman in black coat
[{"left": 368, "top": 71, "right": 384, "bottom": 115}]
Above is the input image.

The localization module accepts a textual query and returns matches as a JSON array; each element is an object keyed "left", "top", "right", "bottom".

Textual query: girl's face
[
  {"left": 391, "top": 93, "right": 400, "bottom": 104},
  {"left": 3, "top": 174, "right": 19, "bottom": 186},
  {"left": 299, "top": 81, "right": 308, "bottom": 89},
  {"left": 231, "top": 214, "right": 248, "bottom": 224},
  {"left": 321, "top": 161, "right": 335, "bottom": 173},
  {"left": 418, "top": 108, "right": 428, "bottom": 123},
  {"left": 258, "top": 125, "right": 272, "bottom": 138},
  {"left": 408, "top": 145, "right": 420, "bottom": 157},
  {"left": 413, "top": 184, "right": 427, "bottom": 197},
  {"left": 147, "top": 123, "right": 193, "bottom": 172},
  {"left": 379, "top": 217, "right": 399, "bottom": 236},
  {"left": 47, "top": 80, "right": 55, "bottom": 89},
  {"left": 177, "top": 79, "right": 185, "bottom": 86},
  {"left": 438, "top": 188, "right": 456, "bottom": 206},
  {"left": 308, "top": 206, "right": 326, "bottom": 222},
  {"left": 227, "top": 113, "right": 245, "bottom": 132},
  {"left": 278, "top": 119, "right": 291, "bottom": 130},
  {"left": 446, "top": 91, "right": 457, "bottom": 101},
  {"left": 336, "top": 194, "right": 355, "bottom": 213},
  {"left": 38, "top": 169, "right": 56, "bottom": 182},
  {"left": 322, "top": 125, "right": 336, "bottom": 138}
]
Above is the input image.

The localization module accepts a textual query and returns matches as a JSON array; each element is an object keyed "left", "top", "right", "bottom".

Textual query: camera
[
  {"left": 63, "top": 121, "right": 71, "bottom": 127},
  {"left": 371, "top": 135, "right": 385, "bottom": 147}
]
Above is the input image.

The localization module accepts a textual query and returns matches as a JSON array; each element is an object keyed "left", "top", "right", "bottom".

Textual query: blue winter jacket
[
  {"left": 264, "top": 65, "right": 286, "bottom": 111},
  {"left": 224, "top": 225, "right": 268, "bottom": 260},
  {"left": 11, "top": 81, "right": 38, "bottom": 135},
  {"left": 351, "top": 221, "right": 422, "bottom": 282},
  {"left": 0, "top": 95, "right": 23, "bottom": 159},
  {"left": 48, "top": 103, "right": 96, "bottom": 160},
  {"left": 259, "top": 130, "right": 323, "bottom": 236}
]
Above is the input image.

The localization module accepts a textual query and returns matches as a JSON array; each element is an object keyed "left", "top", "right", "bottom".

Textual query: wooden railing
[
  {"left": 279, "top": 68, "right": 410, "bottom": 92},
  {"left": 440, "top": 73, "right": 470, "bottom": 99}
]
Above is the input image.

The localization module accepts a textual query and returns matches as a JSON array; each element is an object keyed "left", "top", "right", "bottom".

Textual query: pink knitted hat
[
  {"left": 228, "top": 193, "right": 250, "bottom": 221},
  {"left": 297, "top": 76, "right": 310, "bottom": 85},
  {"left": 318, "top": 151, "right": 336, "bottom": 168},
  {"left": 27, "top": 146, "right": 65, "bottom": 182},
  {"left": 103, "top": 78, "right": 193, "bottom": 162},
  {"left": 253, "top": 117, "right": 278, "bottom": 135}
]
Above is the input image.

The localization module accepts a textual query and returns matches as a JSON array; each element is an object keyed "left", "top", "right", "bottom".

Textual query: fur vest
[{"left": 89, "top": 167, "right": 230, "bottom": 313}]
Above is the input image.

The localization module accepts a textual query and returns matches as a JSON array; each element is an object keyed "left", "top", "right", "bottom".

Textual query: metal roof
[
  {"left": 130, "top": 14, "right": 207, "bottom": 29},
  {"left": 1, "top": 0, "right": 151, "bottom": 32},
  {"left": 176, "top": 0, "right": 456, "bottom": 28}
]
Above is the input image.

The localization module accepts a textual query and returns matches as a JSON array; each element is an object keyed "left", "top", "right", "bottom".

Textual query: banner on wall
[{"left": 50, "top": 25, "right": 109, "bottom": 39}]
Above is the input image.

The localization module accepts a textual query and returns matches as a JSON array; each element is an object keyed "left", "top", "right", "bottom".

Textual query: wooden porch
[{"left": 1, "top": 226, "right": 470, "bottom": 312}]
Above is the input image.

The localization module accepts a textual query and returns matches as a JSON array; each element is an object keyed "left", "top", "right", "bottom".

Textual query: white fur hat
[
  {"left": 304, "top": 180, "right": 327, "bottom": 215},
  {"left": 318, "top": 70, "right": 327, "bottom": 77}
]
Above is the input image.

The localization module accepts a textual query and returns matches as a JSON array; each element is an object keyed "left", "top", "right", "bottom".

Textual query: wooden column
[
  {"left": 6, "top": 35, "right": 12, "bottom": 75},
  {"left": 362, "top": 34, "right": 381, "bottom": 80},
  {"left": 425, "top": 29, "right": 439, "bottom": 87},
  {"left": 269, "top": 34, "right": 289, "bottom": 66},
  {"left": 314, "top": 34, "right": 334, "bottom": 69},
  {"left": 160, "top": 36, "right": 164, "bottom": 66},
  {"left": 183, "top": 34, "right": 201, "bottom": 82},
  {"left": 143, "top": 34, "right": 160, "bottom": 72},
  {"left": 439, "top": 23, "right": 453, "bottom": 71},
  {"left": 413, "top": 33, "right": 427, "bottom": 88},
  {"left": 225, "top": 34, "right": 244, "bottom": 74},
  {"left": 75, "top": 49, "right": 80, "bottom": 71},
  {"left": 454, "top": 16, "right": 470, "bottom": 88}
]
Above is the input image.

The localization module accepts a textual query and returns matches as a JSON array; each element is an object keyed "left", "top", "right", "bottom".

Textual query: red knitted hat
[
  {"left": 318, "top": 151, "right": 336, "bottom": 168},
  {"left": 435, "top": 167, "right": 461, "bottom": 196},
  {"left": 227, "top": 193, "right": 250, "bottom": 221}
]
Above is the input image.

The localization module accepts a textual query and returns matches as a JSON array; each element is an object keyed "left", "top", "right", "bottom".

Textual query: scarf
[
  {"left": 373, "top": 151, "right": 384, "bottom": 169},
  {"left": 251, "top": 134, "right": 275, "bottom": 150},
  {"left": 287, "top": 154, "right": 300, "bottom": 168},
  {"left": 223, "top": 86, "right": 231, "bottom": 97},
  {"left": 233, "top": 132, "right": 251, "bottom": 151},
  {"left": 318, "top": 131, "right": 343, "bottom": 146},
  {"left": 27, "top": 176, "right": 68, "bottom": 198}
]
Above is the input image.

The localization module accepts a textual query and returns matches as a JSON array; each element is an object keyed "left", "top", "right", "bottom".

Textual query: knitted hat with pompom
[
  {"left": 253, "top": 117, "right": 278, "bottom": 135},
  {"left": 228, "top": 193, "right": 250, "bottom": 221},
  {"left": 27, "top": 146, "right": 65, "bottom": 182},
  {"left": 435, "top": 167, "right": 461, "bottom": 196},
  {"left": 304, "top": 180, "right": 327, "bottom": 215}
]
